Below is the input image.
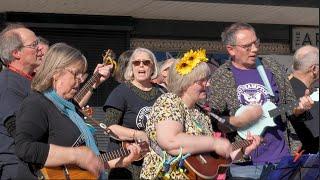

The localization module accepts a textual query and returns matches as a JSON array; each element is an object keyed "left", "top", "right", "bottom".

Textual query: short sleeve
[
  {"left": 150, "top": 93, "right": 185, "bottom": 125},
  {"left": 103, "top": 84, "right": 126, "bottom": 112}
]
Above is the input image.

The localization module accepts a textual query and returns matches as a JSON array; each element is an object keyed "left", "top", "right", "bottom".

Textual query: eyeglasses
[
  {"left": 195, "top": 78, "right": 209, "bottom": 86},
  {"left": 132, "top": 59, "right": 152, "bottom": 66},
  {"left": 64, "top": 68, "right": 88, "bottom": 83},
  {"left": 231, "top": 38, "right": 260, "bottom": 52},
  {"left": 21, "top": 38, "right": 40, "bottom": 49}
]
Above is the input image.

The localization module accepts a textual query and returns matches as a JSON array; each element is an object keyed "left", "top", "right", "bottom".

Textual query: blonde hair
[
  {"left": 124, "top": 47, "right": 158, "bottom": 81},
  {"left": 32, "top": 43, "right": 87, "bottom": 92},
  {"left": 167, "top": 61, "right": 210, "bottom": 96}
]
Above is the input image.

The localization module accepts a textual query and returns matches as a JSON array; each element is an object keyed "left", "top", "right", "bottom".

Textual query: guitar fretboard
[
  {"left": 231, "top": 139, "right": 251, "bottom": 151},
  {"left": 268, "top": 101, "right": 298, "bottom": 118},
  {"left": 99, "top": 148, "right": 130, "bottom": 162},
  {"left": 73, "top": 73, "right": 101, "bottom": 103},
  {"left": 72, "top": 134, "right": 130, "bottom": 162}
]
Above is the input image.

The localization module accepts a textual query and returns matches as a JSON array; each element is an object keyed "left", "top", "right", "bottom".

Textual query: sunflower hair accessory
[{"left": 175, "top": 49, "right": 208, "bottom": 75}]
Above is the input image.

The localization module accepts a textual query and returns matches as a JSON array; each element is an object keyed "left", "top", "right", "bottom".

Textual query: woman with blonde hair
[
  {"left": 14, "top": 43, "right": 141, "bottom": 179},
  {"left": 140, "top": 49, "right": 262, "bottom": 179},
  {"left": 103, "top": 47, "right": 162, "bottom": 179}
]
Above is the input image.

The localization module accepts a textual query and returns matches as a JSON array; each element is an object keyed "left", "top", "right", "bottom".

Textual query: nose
[
  {"left": 205, "top": 79, "right": 211, "bottom": 87},
  {"left": 251, "top": 43, "right": 258, "bottom": 52}
]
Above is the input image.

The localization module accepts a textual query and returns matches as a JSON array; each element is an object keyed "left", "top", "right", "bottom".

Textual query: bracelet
[{"left": 133, "top": 130, "right": 136, "bottom": 141}]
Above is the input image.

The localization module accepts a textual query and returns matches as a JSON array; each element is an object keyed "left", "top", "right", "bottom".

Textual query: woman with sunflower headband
[{"left": 140, "top": 49, "right": 262, "bottom": 179}]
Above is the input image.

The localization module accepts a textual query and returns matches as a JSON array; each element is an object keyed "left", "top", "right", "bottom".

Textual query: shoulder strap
[{"left": 256, "top": 58, "right": 275, "bottom": 97}]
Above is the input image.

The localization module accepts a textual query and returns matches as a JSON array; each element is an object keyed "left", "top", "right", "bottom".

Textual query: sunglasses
[{"left": 132, "top": 60, "right": 152, "bottom": 66}]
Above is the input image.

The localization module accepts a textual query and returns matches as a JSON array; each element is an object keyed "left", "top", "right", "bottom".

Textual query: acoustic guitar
[
  {"left": 236, "top": 88, "right": 319, "bottom": 139},
  {"left": 184, "top": 139, "right": 252, "bottom": 179},
  {"left": 73, "top": 49, "right": 117, "bottom": 104},
  {"left": 41, "top": 141, "right": 149, "bottom": 179}
]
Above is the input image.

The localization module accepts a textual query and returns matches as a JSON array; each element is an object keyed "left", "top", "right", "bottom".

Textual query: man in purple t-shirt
[{"left": 208, "top": 22, "right": 314, "bottom": 179}]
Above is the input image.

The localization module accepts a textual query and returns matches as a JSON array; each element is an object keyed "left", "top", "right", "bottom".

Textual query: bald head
[
  {"left": 0, "top": 23, "right": 27, "bottom": 64},
  {"left": 293, "top": 45, "right": 319, "bottom": 72}
]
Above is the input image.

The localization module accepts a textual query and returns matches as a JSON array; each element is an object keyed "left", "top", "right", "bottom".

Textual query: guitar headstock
[
  {"left": 82, "top": 105, "right": 94, "bottom": 118},
  {"left": 310, "top": 88, "right": 319, "bottom": 102},
  {"left": 102, "top": 49, "right": 117, "bottom": 74}
]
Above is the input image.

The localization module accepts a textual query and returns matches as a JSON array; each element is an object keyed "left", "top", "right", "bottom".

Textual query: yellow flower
[
  {"left": 183, "top": 49, "right": 197, "bottom": 62},
  {"left": 175, "top": 48, "right": 208, "bottom": 75},
  {"left": 175, "top": 59, "right": 193, "bottom": 75},
  {"left": 196, "top": 49, "right": 208, "bottom": 62}
]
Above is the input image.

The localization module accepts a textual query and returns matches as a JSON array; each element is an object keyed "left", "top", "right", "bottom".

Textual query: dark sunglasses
[{"left": 132, "top": 60, "right": 152, "bottom": 66}]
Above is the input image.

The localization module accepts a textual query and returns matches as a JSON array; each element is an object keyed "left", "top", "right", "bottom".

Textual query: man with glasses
[
  {"left": 207, "top": 22, "right": 314, "bottom": 179},
  {"left": 289, "top": 45, "right": 319, "bottom": 154},
  {"left": 0, "top": 23, "right": 43, "bottom": 179}
]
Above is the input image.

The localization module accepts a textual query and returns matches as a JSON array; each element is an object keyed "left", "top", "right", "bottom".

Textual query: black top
[
  {"left": 15, "top": 91, "right": 81, "bottom": 179},
  {"left": 0, "top": 69, "right": 30, "bottom": 177},
  {"left": 103, "top": 82, "right": 161, "bottom": 130},
  {"left": 289, "top": 77, "right": 319, "bottom": 153},
  {"left": 103, "top": 82, "right": 161, "bottom": 151}
]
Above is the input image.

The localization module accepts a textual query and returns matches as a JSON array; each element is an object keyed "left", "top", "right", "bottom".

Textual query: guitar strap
[
  {"left": 256, "top": 58, "right": 274, "bottom": 97},
  {"left": 256, "top": 58, "right": 275, "bottom": 97}
]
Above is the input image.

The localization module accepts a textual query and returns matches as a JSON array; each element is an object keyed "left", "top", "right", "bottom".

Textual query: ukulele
[
  {"left": 73, "top": 49, "right": 117, "bottom": 104},
  {"left": 184, "top": 139, "right": 252, "bottom": 179},
  {"left": 40, "top": 140, "right": 149, "bottom": 179},
  {"left": 81, "top": 106, "right": 148, "bottom": 161}
]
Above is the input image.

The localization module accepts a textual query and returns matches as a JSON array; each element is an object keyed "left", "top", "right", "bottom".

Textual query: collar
[{"left": 8, "top": 65, "right": 33, "bottom": 80}]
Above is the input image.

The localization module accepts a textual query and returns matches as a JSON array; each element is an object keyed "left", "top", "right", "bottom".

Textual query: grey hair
[
  {"left": 221, "top": 22, "right": 256, "bottom": 45},
  {"left": 167, "top": 61, "right": 210, "bottom": 97},
  {"left": 293, "top": 45, "right": 319, "bottom": 72},
  {"left": 0, "top": 23, "right": 26, "bottom": 64},
  {"left": 32, "top": 43, "right": 88, "bottom": 92},
  {"left": 38, "top": 36, "right": 50, "bottom": 46},
  {"left": 124, "top": 47, "right": 158, "bottom": 81},
  {"left": 160, "top": 58, "right": 175, "bottom": 73}
]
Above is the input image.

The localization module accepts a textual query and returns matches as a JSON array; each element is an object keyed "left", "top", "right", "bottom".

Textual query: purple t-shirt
[{"left": 231, "top": 65, "right": 289, "bottom": 164}]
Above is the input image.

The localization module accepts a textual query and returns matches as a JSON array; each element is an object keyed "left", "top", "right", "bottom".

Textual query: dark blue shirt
[{"left": 0, "top": 69, "right": 31, "bottom": 177}]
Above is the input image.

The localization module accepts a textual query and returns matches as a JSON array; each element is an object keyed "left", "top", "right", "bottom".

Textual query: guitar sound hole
[{"left": 196, "top": 155, "right": 207, "bottom": 164}]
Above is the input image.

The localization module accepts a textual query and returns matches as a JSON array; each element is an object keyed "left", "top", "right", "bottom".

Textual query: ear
[
  {"left": 226, "top": 45, "right": 235, "bottom": 56},
  {"left": 12, "top": 49, "right": 22, "bottom": 60},
  {"left": 52, "top": 73, "right": 61, "bottom": 82}
]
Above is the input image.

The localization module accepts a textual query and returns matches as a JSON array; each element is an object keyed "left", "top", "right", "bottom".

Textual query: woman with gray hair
[
  {"left": 103, "top": 47, "right": 161, "bottom": 179},
  {"left": 152, "top": 58, "right": 175, "bottom": 92},
  {"left": 14, "top": 43, "right": 141, "bottom": 179},
  {"left": 140, "top": 49, "right": 261, "bottom": 179}
]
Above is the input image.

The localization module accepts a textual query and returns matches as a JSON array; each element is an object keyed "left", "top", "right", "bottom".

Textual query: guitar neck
[
  {"left": 98, "top": 147, "right": 130, "bottom": 162},
  {"left": 268, "top": 101, "right": 298, "bottom": 118},
  {"left": 74, "top": 72, "right": 101, "bottom": 103},
  {"left": 231, "top": 139, "right": 251, "bottom": 151},
  {"left": 268, "top": 89, "right": 319, "bottom": 118}
]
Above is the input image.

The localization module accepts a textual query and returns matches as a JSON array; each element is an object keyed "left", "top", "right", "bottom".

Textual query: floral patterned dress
[{"left": 140, "top": 93, "right": 213, "bottom": 179}]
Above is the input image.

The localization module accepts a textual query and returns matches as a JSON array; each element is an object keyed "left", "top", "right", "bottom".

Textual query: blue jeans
[{"left": 228, "top": 163, "right": 277, "bottom": 180}]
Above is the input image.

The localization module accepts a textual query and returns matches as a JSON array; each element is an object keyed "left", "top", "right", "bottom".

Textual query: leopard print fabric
[
  {"left": 207, "top": 58, "right": 301, "bottom": 154},
  {"left": 140, "top": 93, "right": 213, "bottom": 179}
]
